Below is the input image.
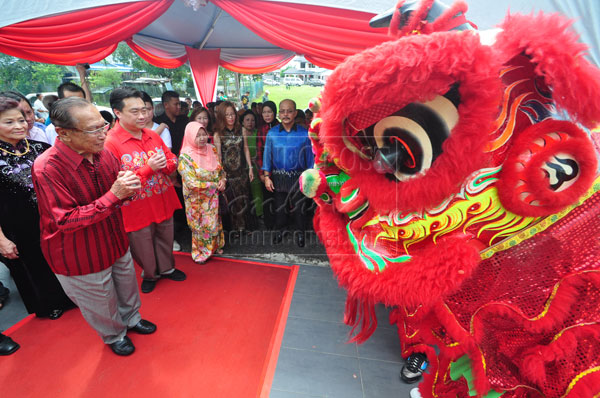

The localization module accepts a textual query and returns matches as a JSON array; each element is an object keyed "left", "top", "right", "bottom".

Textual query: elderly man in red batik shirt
[
  {"left": 104, "top": 87, "right": 186, "bottom": 294},
  {"left": 32, "top": 97, "right": 156, "bottom": 356}
]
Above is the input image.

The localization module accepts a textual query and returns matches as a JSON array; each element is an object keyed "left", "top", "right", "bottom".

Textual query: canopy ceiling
[
  {"left": 0, "top": 0, "right": 572, "bottom": 70},
  {"left": 1, "top": 0, "right": 596, "bottom": 104}
]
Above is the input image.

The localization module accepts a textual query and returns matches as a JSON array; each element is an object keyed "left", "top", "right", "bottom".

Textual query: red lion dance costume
[{"left": 299, "top": 0, "right": 600, "bottom": 397}]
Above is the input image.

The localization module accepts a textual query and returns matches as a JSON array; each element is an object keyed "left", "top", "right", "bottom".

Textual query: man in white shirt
[
  {"left": 45, "top": 82, "right": 88, "bottom": 145},
  {"left": 141, "top": 91, "right": 172, "bottom": 149},
  {"left": 46, "top": 64, "right": 94, "bottom": 145},
  {"left": 32, "top": 93, "right": 48, "bottom": 120}
]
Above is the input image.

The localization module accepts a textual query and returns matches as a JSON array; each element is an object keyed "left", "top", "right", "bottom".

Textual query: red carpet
[{"left": 1, "top": 254, "right": 298, "bottom": 398}]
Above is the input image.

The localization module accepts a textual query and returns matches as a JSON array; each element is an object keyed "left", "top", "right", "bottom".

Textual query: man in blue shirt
[{"left": 263, "top": 99, "right": 314, "bottom": 247}]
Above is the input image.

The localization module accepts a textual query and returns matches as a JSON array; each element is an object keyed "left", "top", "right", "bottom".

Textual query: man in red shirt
[
  {"left": 32, "top": 97, "right": 157, "bottom": 356},
  {"left": 105, "top": 88, "right": 186, "bottom": 293}
]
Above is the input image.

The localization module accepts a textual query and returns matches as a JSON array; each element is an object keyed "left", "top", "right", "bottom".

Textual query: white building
[{"left": 278, "top": 56, "right": 329, "bottom": 83}]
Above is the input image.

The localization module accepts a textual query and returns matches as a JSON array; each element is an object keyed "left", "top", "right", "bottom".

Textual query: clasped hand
[
  {"left": 147, "top": 152, "right": 167, "bottom": 171},
  {"left": 111, "top": 170, "right": 142, "bottom": 199}
]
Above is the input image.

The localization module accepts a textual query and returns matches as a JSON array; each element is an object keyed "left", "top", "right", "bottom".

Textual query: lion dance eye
[
  {"left": 320, "top": 192, "right": 332, "bottom": 203},
  {"left": 371, "top": 86, "right": 459, "bottom": 181},
  {"left": 344, "top": 84, "right": 460, "bottom": 182}
]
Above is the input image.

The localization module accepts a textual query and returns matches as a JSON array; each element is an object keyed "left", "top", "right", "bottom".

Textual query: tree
[
  {"left": 113, "top": 43, "right": 192, "bottom": 94},
  {"left": 0, "top": 55, "right": 67, "bottom": 94},
  {"left": 89, "top": 69, "right": 122, "bottom": 90},
  {"left": 31, "top": 63, "right": 64, "bottom": 90},
  {"left": 218, "top": 66, "right": 238, "bottom": 99}
]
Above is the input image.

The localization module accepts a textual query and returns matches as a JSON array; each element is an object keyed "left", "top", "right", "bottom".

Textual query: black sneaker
[
  {"left": 401, "top": 353, "right": 428, "bottom": 384},
  {"left": 161, "top": 268, "right": 187, "bottom": 281}
]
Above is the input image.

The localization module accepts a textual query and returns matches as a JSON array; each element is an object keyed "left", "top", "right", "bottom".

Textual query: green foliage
[
  {"left": 31, "top": 63, "right": 64, "bottom": 90},
  {"left": 89, "top": 69, "right": 122, "bottom": 90},
  {"left": 0, "top": 54, "right": 66, "bottom": 94},
  {"left": 113, "top": 43, "right": 192, "bottom": 94}
]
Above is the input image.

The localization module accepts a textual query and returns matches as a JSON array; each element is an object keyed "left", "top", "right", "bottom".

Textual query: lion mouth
[
  {"left": 345, "top": 221, "right": 413, "bottom": 273},
  {"left": 340, "top": 166, "right": 538, "bottom": 273}
]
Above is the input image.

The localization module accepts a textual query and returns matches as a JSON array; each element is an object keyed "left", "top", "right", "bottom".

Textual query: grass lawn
[{"left": 253, "top": 84, "right": 323, "bottom": 111}]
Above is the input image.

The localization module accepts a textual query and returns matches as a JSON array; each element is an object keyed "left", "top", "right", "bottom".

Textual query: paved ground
[{"left": 175, "top": 215, "right": 331, "bottom": 267}]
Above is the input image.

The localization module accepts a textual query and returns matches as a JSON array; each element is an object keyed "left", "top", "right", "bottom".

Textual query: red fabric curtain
[
  {"left": 0, "top": 0, "right": 173, "bottom": 65},
  {"left": 210, "top": 0, "right": 390, "bottom": 69},
  {"left": 126, "top": 38, "right": 188, "bottom": 69},
  {"left": 220, "top": 56, "right": 294, "bottom": 74},
  {"left": 220, "top": 59, "right": 290, "bottom": 74},
  {"left": 187, "top": 47, "right": 221, "bottom": 106}
]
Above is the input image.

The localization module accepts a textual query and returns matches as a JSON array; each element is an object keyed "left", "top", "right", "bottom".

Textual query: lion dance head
[{"left": 300, "top": 1, "right": 600, "bottom": 396}]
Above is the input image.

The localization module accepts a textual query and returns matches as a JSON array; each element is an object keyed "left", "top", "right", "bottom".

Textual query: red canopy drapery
[
  {"left": 186, "top": 47, "right": 221, "bottom": 106},
  {"left": 124, "top": 34, "right": 295, "bottom": 74},
  {"left": 126, "top": 38, "right": 188, "bottom": 69},
  {"left": 0, "top": 0, "right": 390, "bottom": 102},
  {"left": 0, "top": 0, "right": 173, "bottom": 65},
  {"left": 219, "top": 57, "right": 293, "bottom": 74},
  {"left": 0, "top": 0, "right": 389, "bottom": 71},
  {"left": 211, "top": 0, "right": 390, "bottom": 70}
]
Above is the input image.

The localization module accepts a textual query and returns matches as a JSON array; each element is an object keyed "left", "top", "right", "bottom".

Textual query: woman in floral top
[{"left": 178, "top": 122, "right": 226, "bottom": 263}]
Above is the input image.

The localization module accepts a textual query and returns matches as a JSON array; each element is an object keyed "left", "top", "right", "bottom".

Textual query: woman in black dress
[
  {"left": 0, "top": 97, "right": 73, "bottom": 319},
  {"left": 213, "top": 101, "right": 254, "bottom": 236}
]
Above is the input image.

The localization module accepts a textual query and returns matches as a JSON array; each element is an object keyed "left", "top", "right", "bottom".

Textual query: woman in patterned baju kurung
[{"left": 178, "top": 122, "right": 226, "bottom": 263}]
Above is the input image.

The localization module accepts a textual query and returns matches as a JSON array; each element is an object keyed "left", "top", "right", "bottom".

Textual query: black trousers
[
  {"left": 273, "top": 186, "right": 310, "bottom": 233},
  {"left": 173, "top": 185, "right": 190, "bottom": 237},
  {"left": 2, "top": 239, "right": 74, "bottom": 317},
  {"left": 261, "top": 185, "right": 275, "bottom": 229}
]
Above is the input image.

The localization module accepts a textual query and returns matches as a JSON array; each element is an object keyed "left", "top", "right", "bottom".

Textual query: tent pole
[{"left": 195, "top": 9, "right": 223, "bottom": 49}]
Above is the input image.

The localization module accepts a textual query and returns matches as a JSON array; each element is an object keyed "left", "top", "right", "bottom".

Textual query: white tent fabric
[
  {"left": 130, "top": 34, "right": 188, "bottom": 59},
  {"left": 219, "top": 49, "right": 294, "bottom": 66},
  {"left": 131, "top": 32, "right": 295, "bottom": 66}
]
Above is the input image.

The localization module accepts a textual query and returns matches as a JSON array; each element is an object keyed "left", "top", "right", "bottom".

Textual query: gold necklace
[{"left": 0, "top": 139, "right": 30, "bottom": 156}]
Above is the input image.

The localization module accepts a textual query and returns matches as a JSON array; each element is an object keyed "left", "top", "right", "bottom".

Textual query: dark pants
[
  {"left": 262, "top": 185, "right": 275, "bottom": 229},
  {"left": 128, "top": 217, "right": 175, "bottom": 281},
  {"left": 173, "top": 185, "right": 190, "bottom": 238},
  {"left": 3, "top": 239, "right": 74, "bottom": 317},
  {"left": 273, "top": 186, "right": 309, "bottom": 233}
]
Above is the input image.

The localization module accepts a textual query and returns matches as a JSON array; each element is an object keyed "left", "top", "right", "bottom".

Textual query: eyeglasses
[{"left": 76, "top": 120, "right": 110, "bottom": 135}]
